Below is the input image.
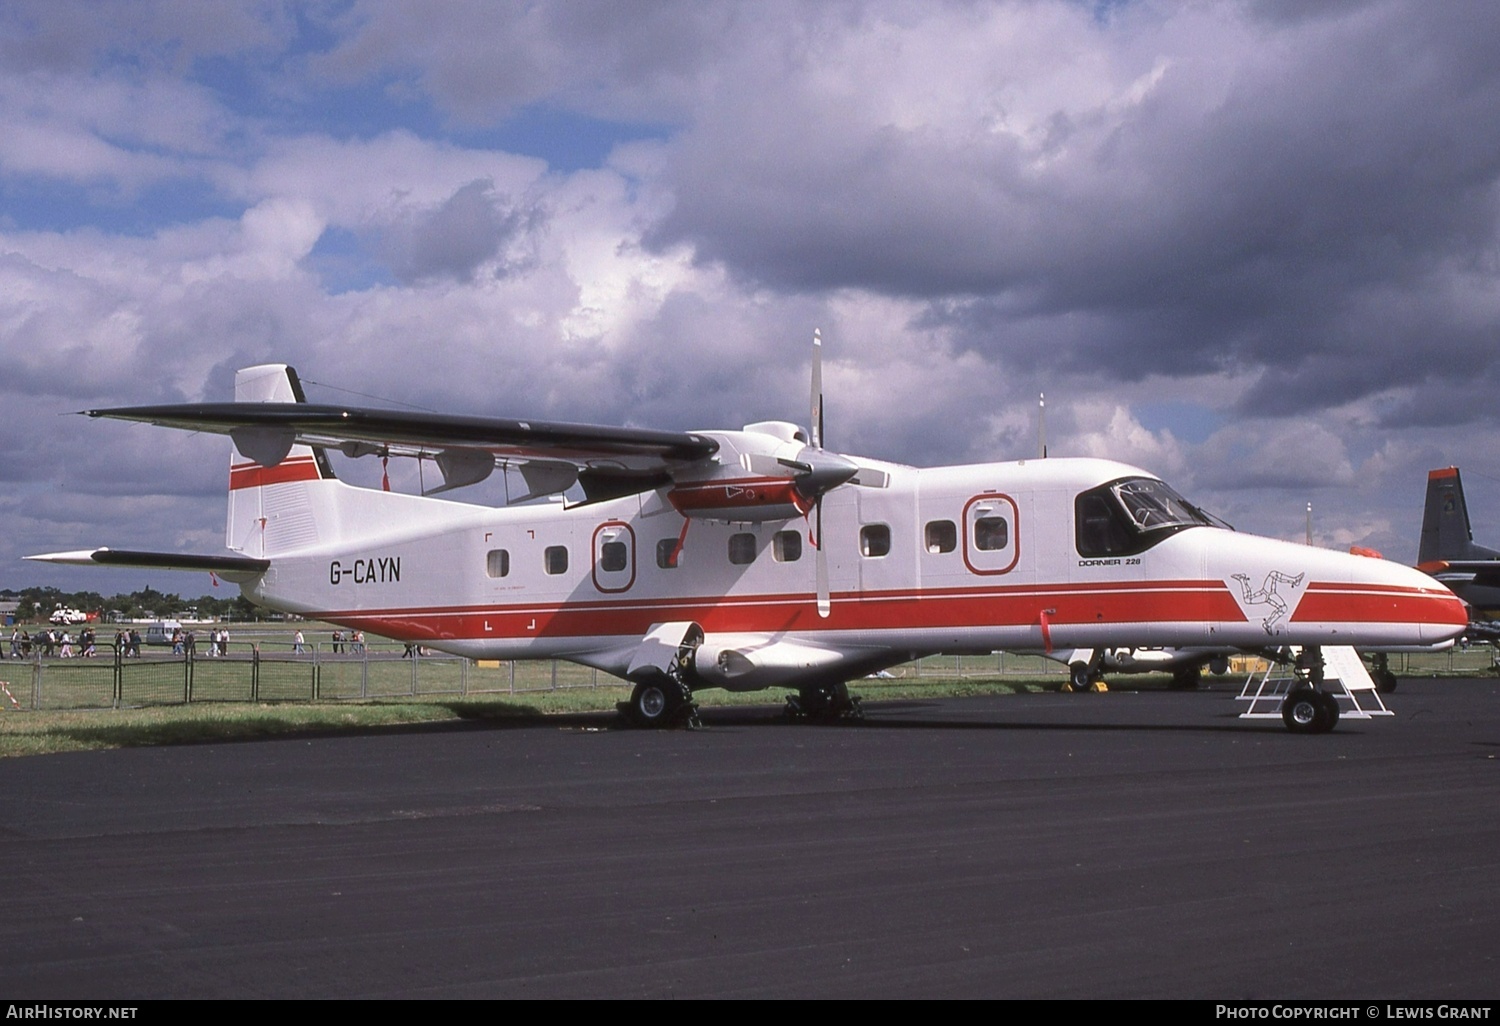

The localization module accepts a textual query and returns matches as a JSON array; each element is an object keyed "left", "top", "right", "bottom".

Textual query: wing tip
[{"left": 24, "top": 549, "right": 105, "bottom": 566}]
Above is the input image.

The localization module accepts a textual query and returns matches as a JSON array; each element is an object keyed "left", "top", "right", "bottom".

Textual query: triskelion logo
[{"left": 1229, "top": 570, "right": 1307, "bottom": 635}]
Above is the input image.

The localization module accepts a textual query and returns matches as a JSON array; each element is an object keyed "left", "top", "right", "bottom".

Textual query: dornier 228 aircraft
[{"left": 30, "top": 333, "right": 1466, "bottom": 733}]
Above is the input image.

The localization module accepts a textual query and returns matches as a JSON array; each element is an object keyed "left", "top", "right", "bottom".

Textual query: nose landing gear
[{"left": 1278, "top": 646, "right": 1341, "bottom": 734}]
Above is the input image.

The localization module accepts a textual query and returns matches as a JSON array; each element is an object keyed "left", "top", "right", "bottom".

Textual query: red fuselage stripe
[{"left": 305, "top": 580, "right": 1463, "bottom": 643}]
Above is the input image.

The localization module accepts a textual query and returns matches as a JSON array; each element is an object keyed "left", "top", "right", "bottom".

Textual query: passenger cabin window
[
  {"left": 774, "top": 530, "right": 802, "bottom": 562},
  {"left": 974, "top": 516, "right": 1008, "bottom": 551},
  {"left": 544, "top": 545, "right": 569, "bottom": 575},
  {"left": 599, "top": 541, "right": 628, "bottom": 573},
  {"left": 860, "top": 524, "right": 891, "bottom": 558},
  {"left": 925, "top": 520, "right": 957, "bottom": 554},
  {"left": 728, "top": 532, "right": 757, "bottom": 565},
  {"left": 963, "top": 494, "right": 1019, "bottom": 575},
  {"left": 485, "top": 549, "right": 510, "bottom": 578},
  {"left": 592, "top": 524, "right": 635, "bottom": 593},
  {"left": 656, "top": 538, "right": 682, "bottom": 569}
]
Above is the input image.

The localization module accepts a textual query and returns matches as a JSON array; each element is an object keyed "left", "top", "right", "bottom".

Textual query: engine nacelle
[
  {"left": 666, "top": 477, "right": 814, "bottom": 522},
  {"left": 694, "top": 634, "right": 849, "bottom": 692}
]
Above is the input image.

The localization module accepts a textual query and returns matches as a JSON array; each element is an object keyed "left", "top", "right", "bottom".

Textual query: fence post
[
  {"left": 31, "top": 655, "right": 41, "bottom": 711},
  {"left": 252, "top": 644, "right": 260, "bottom": 702},
  {"left": 114, "top": 640, "right": 123, "bottom": 709},
  {"left": 509, "top": 660, "right": 515, "bottom": 695}
]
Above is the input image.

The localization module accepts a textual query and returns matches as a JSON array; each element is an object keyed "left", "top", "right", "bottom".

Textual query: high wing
[{"left": 84, "top": 401, "right": 721, "bottom": 502}]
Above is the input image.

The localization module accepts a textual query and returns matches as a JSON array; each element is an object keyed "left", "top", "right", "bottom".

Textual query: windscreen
[{"left": 1075, "top": 477, "right": 1218, "bottom": 557}]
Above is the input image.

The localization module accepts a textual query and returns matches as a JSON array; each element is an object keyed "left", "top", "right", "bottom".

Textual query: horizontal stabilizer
[{"left": 25, "top": 548, "right": 269, "bottom": 582}]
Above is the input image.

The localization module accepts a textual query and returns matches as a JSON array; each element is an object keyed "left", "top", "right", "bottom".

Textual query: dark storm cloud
[
  {"left": 375, "top": 178, "right": 538, "bottom": 284},
  {"left": 644, "top": 1, "right": 1500, "bottom": 414},
  {"left": 320, "top": 0, "right": 735, "bottom": 124}
]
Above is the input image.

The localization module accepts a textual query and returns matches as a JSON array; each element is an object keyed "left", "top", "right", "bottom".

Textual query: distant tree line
[{"left": 1, "top": 585, "right": 261, "bottom": 623}]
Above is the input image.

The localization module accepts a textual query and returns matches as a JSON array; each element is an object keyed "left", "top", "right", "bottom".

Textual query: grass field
[{"left": 0, "top": 672, "right": 1062, "bottom": 758}]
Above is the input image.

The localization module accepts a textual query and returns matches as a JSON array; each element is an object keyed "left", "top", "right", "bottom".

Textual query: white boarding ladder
[{"left": 1237, "top": 645, "right": 1393, "bottom": 720}]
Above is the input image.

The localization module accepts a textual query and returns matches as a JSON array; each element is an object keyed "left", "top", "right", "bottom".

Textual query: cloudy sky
[{"left": 5, "top": 0, "right": 1500, "bottom": 596}]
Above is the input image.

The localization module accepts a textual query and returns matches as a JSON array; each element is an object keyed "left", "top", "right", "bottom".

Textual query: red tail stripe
[{"left": 229, "top": 456, "right": 321, "bottom": 491}]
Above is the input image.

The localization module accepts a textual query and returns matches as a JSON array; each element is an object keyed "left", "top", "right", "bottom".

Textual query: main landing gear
[
  {"left": 784, "top": 680, "right": 863, "bottom": 722},
  {"left": 1370, "top": 652, "right": 1399, "bottom": 694},
  {"left": 1169, "top": 664, "right": 1202, "bottom": 690},
  {"left": 1067, "top": 657, "right": 1106, "bottom": 693},
  {"left": 621, "top": 624, "right": 703, "bottom": 729},
  {"left": 626, "top": 673, "right": 700, "bottom": 729},
  {"left": 1280, "top": 647, "right": 1340, "bottom": 734}
]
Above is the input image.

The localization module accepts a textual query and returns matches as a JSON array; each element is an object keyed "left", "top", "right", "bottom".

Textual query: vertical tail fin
[
  {"left": 1419, "top": 467, "right": 1478, "bottom": 564},
  {"left": 226, "top": 365, "right": 337, "bottom": 558}
]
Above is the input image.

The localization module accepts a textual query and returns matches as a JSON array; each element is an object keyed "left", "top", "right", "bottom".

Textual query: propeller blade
[
  {"left": 810, "top": 328, "right": 823, "bottom": 450},
  {"left": 815, "top": 498, "right": 830, "bottom": 618},
  {"left": 809, "top": 327, "right": 832, "bottom": 618}
]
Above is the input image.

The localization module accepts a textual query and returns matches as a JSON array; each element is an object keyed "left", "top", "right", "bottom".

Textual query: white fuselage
[{"left": 238, "top": 448, "right": 1466, "bottom": 690}]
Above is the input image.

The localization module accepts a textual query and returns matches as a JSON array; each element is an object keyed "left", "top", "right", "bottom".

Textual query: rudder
[{"left": 226, "top": 365, "right": 338, "bottom": 558}]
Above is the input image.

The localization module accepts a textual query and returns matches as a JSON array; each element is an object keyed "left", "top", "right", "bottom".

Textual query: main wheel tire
[
  {"left": 628, "top": 678, "right": 679, "bottom": 728},
  {"left": 1314, "top": 690, "right": 1341, "bottom": 733},
  {"left": 1376, "top": 669, "right": 1398, "bottom": 693},
  {"left": 1282, "top": 688, "right": 1322, "bottom": 734},
  {"left": 1171, "top": 665, "right": 1202, "bottom": 690},
  {"left": 1068, "top": 661, "right": 1093, "bottom": 693}
]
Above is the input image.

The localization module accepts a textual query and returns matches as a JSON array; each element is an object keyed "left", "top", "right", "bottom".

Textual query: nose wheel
[{"left": 1281, "top": 686, "right": 1340, "bottom": 734}]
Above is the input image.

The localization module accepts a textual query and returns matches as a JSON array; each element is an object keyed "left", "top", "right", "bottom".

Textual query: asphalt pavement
[{"left": 1, "top": 677, "right": 1497, "bottom": 998}]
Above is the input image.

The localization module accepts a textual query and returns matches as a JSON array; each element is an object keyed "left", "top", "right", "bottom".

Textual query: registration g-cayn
[{"left": 29, "top": 333, "right": 1466, "bottom": 732}]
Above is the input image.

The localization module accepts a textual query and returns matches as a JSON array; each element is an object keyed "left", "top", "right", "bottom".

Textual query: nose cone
[
  {"left": 1195, "top": 531, "right": 1468, "bottom": 647},
  {"left": 1313, "top": 549, "right": 1470, "bottom": 644}
]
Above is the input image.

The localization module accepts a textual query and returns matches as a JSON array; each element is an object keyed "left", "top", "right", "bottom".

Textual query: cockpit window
[
  {"left": 1075, "top": 477, "right": 1216, "bottom": 558},
  {"left": 1112, "top": 478, "right": 1213, "bottom": 531}
]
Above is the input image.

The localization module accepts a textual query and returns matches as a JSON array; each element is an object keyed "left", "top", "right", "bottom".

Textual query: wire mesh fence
[{"left": 0, "top": 636, "right": 1494, "bottom": 711}]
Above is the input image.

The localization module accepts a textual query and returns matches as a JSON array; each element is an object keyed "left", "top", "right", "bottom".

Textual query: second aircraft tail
[{"left": 1418, "top": 467, "right": 1500, "bottom": 565}]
